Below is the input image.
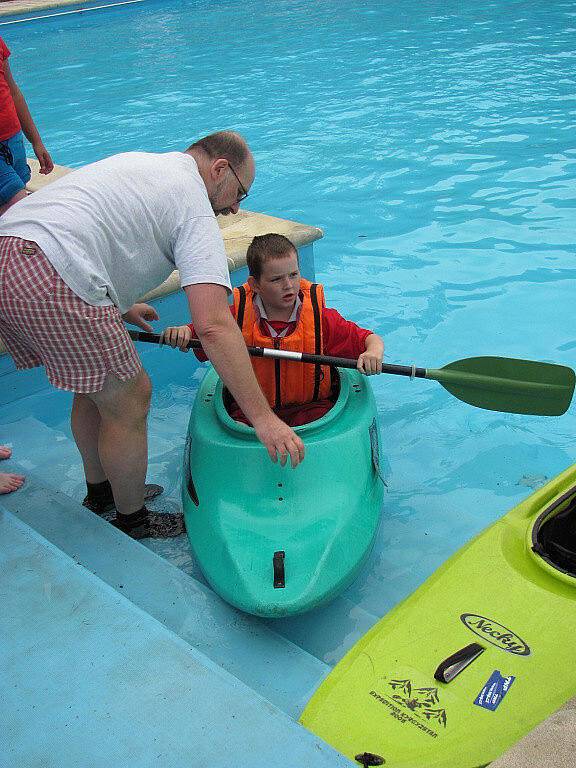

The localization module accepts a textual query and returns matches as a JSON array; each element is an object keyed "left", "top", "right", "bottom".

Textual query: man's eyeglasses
[{"left": 228, "top": 162, "right": 249, "bottom": 203}]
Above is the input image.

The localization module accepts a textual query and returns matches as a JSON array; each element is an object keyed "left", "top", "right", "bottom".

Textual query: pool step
[
  {"left": 0, "top": 509, "right": 349, "bottom": 768},
  {"left": 0, "top": 463, "right": 333, "bottom": 719},
  {"left": 1, "top": 413, "right": 383, "bottom": 663}
]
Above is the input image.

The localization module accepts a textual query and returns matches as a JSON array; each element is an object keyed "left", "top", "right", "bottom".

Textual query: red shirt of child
[
  {"left": 0, "top": 39, "right": 22, "bottom": 141},
  {"left": 188, "top": 303, "right": 372, "bottom": 426}
]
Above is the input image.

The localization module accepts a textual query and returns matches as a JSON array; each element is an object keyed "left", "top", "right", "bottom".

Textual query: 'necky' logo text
[{"left": 460, "top": 614, "right": 531, "bottom": 656}]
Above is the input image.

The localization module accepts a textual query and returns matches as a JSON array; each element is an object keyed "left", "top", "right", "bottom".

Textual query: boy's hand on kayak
[
  {"left": 253, "top": 415, "right": 305, "bottom": 468},
  {"left": 160, "top": 325, "right": 192, "bottom": 351}
]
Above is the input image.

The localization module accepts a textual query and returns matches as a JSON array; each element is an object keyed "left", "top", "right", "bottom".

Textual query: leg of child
[
  {"left": 0, "top": 132, "right": 32, "bottom": 215},
  {"left": 0, "top": 445, "right": 25, "bottom": 494},
  {"left": 0, "top": 187, "right": 27, "bottom": 215}
]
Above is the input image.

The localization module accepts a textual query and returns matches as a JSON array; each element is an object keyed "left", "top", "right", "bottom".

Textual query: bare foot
[
  {"left": 0, "top": 472, "right": 25, "bottom": 494},
  {"left": 0, "top": 445, "right": 12, "bottom": 460}
]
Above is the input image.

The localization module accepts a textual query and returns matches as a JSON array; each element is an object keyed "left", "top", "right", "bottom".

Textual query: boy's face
[{"left": 249, "top": 250, "right": 301, "bottom": 317}]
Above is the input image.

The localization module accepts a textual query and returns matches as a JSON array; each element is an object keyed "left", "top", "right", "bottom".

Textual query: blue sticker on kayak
[{"left": 474, "top": 670, "right": 515, "bottom": 711}]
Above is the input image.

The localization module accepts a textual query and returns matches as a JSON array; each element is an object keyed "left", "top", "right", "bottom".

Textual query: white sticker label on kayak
[{"left": 474, "top": 670, "right": 515, "bottom": 711}]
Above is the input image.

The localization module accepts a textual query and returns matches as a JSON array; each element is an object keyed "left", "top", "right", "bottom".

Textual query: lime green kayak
[
  {"left": 181, "top": 366, "right": 384, "bottom": 618},
  {"left": 300, "top": 465, "right": 576, "bottom": 767}
]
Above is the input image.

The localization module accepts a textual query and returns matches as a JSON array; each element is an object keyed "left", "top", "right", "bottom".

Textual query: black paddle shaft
[
  {"left": 128, "top": 329, "right": 427, "bottom": 379},
  {"left": 285, "top": 349, "right": 426, "bottom": 378}
]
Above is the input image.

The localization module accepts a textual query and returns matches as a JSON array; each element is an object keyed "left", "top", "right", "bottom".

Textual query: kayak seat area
[
  {"left": 221, "top": 367, "right": 341, "bottom": 426},
  {"left": 532, "top": 490, "right": 576, "bottom": 577}
]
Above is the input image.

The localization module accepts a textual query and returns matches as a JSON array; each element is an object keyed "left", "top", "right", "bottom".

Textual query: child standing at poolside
[
  {"left": 0, "top": 36, "right": 53, "bottom": 214},
  {"left": 162, "top": 233, "right": 384, "bottom": 426},
  {"left": 0, "top": 37, "right": 53, "bottom": 493}
]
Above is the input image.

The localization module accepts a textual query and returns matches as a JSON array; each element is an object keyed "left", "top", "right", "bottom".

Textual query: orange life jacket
[{"left": 233, "top": 279, "right": 333, "bottom": 409}]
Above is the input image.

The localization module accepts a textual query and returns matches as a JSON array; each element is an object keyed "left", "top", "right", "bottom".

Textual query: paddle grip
[{"left": 128, "top": 329, "right": 203, "bottom": 349}]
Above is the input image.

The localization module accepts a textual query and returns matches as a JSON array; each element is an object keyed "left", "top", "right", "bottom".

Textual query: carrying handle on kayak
[
  {"left": 273, "top": 550, "right": 286, "bottom": 589},
  {"left": 355, "top": 753, "right": 385, "bottom": 766},
  {"left": 127, "top": 329, "right": 575, "bottom": 416},
  {"left": 434, "top": 642, "right": 485, "bottom": 683}
]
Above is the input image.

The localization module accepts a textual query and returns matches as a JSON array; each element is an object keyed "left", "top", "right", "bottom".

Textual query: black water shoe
[
  {"left": 82, "top": 482, "right": 164, "bottom": 515},
  {"left": 111, "top": 506, "right": 185, "bottom": 539}
]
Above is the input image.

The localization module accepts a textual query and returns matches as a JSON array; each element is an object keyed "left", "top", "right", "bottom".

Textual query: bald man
[{"left": 0, "top": 131, "right": 304, "bottom": 539}]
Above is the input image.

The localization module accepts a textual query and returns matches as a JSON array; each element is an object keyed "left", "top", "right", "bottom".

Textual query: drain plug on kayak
[
  {"left": 355, "top": 753, "right": 385, "bottom": 766},
  {"left": 273, "top": 550, "right": 285, "bottom": 588}
]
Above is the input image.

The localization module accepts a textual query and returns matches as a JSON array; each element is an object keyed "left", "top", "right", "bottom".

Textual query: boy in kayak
[{"left": 162, "top": 233, "right": 384, "bottom": 426}]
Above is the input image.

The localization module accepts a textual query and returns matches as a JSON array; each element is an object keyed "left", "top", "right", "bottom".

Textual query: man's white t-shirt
[{"left": 0, "top": 151, "right": 232, "bottom": 313}]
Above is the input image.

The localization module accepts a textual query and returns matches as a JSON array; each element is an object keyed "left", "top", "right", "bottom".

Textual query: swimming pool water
[{"left": 2, "top": 0, "right": 576, "bottom": 663}]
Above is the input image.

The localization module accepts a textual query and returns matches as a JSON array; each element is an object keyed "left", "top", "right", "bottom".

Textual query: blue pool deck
[{"left": 1, "top": 504, "right": 350, "bottom": 767}]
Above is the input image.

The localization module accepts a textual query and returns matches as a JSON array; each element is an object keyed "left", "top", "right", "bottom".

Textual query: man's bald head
[
  {"left": 187, "top": 131, "right": 255, "bottom": 216},
  {"left": 187, "top": 131, "right": 252, "bottom": 171}
]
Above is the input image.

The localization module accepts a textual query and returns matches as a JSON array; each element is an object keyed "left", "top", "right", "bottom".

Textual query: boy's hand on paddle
[
  {"left": 123, "top": 303, "right": 159, "bottom": 333},
  {"left": 253, "top": 415, "right": 305, "bottom": 468},
  {"left": 357, "top": 351, "right": 382, "bottom": 376},
  {"left": 358, "top": 335, "right": 384, "bottom": 376},
  {"left": 161, "top": 325, "right": 193, "bottom": 352}
]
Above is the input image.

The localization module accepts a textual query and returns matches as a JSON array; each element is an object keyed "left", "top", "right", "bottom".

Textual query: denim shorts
[{"left": 0, "top": 131, "right": 31, "bottom": 204}]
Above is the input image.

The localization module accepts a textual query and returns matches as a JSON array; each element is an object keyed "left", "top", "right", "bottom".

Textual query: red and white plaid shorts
[{"left": 0, "top": 236, "right": 142, "bottom": 393}]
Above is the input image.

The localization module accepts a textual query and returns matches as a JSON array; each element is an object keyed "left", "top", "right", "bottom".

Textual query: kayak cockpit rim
[
  {"left": 213, "top": 367, "right": 354, "bottom": 436},
  {"left": 530, "top": 486, "right": 576, "bottom": 581}
]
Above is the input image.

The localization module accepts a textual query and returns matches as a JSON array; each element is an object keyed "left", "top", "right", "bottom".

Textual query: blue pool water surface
[{"left": 2, "top": 0, "right": 576, "bottom": 667}]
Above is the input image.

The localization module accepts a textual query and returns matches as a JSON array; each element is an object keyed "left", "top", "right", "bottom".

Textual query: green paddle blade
[{"left": 427, "top": 357, "right": 575, "bottom": 416}]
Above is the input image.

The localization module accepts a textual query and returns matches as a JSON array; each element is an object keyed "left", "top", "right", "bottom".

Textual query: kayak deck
[{"left": 300, "top": 465, "right": 576, "bottom": 767}]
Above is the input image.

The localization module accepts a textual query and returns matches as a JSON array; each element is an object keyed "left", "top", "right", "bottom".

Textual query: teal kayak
[{"left": 182, "top": 367, "right": 384, "bottom": 618}]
